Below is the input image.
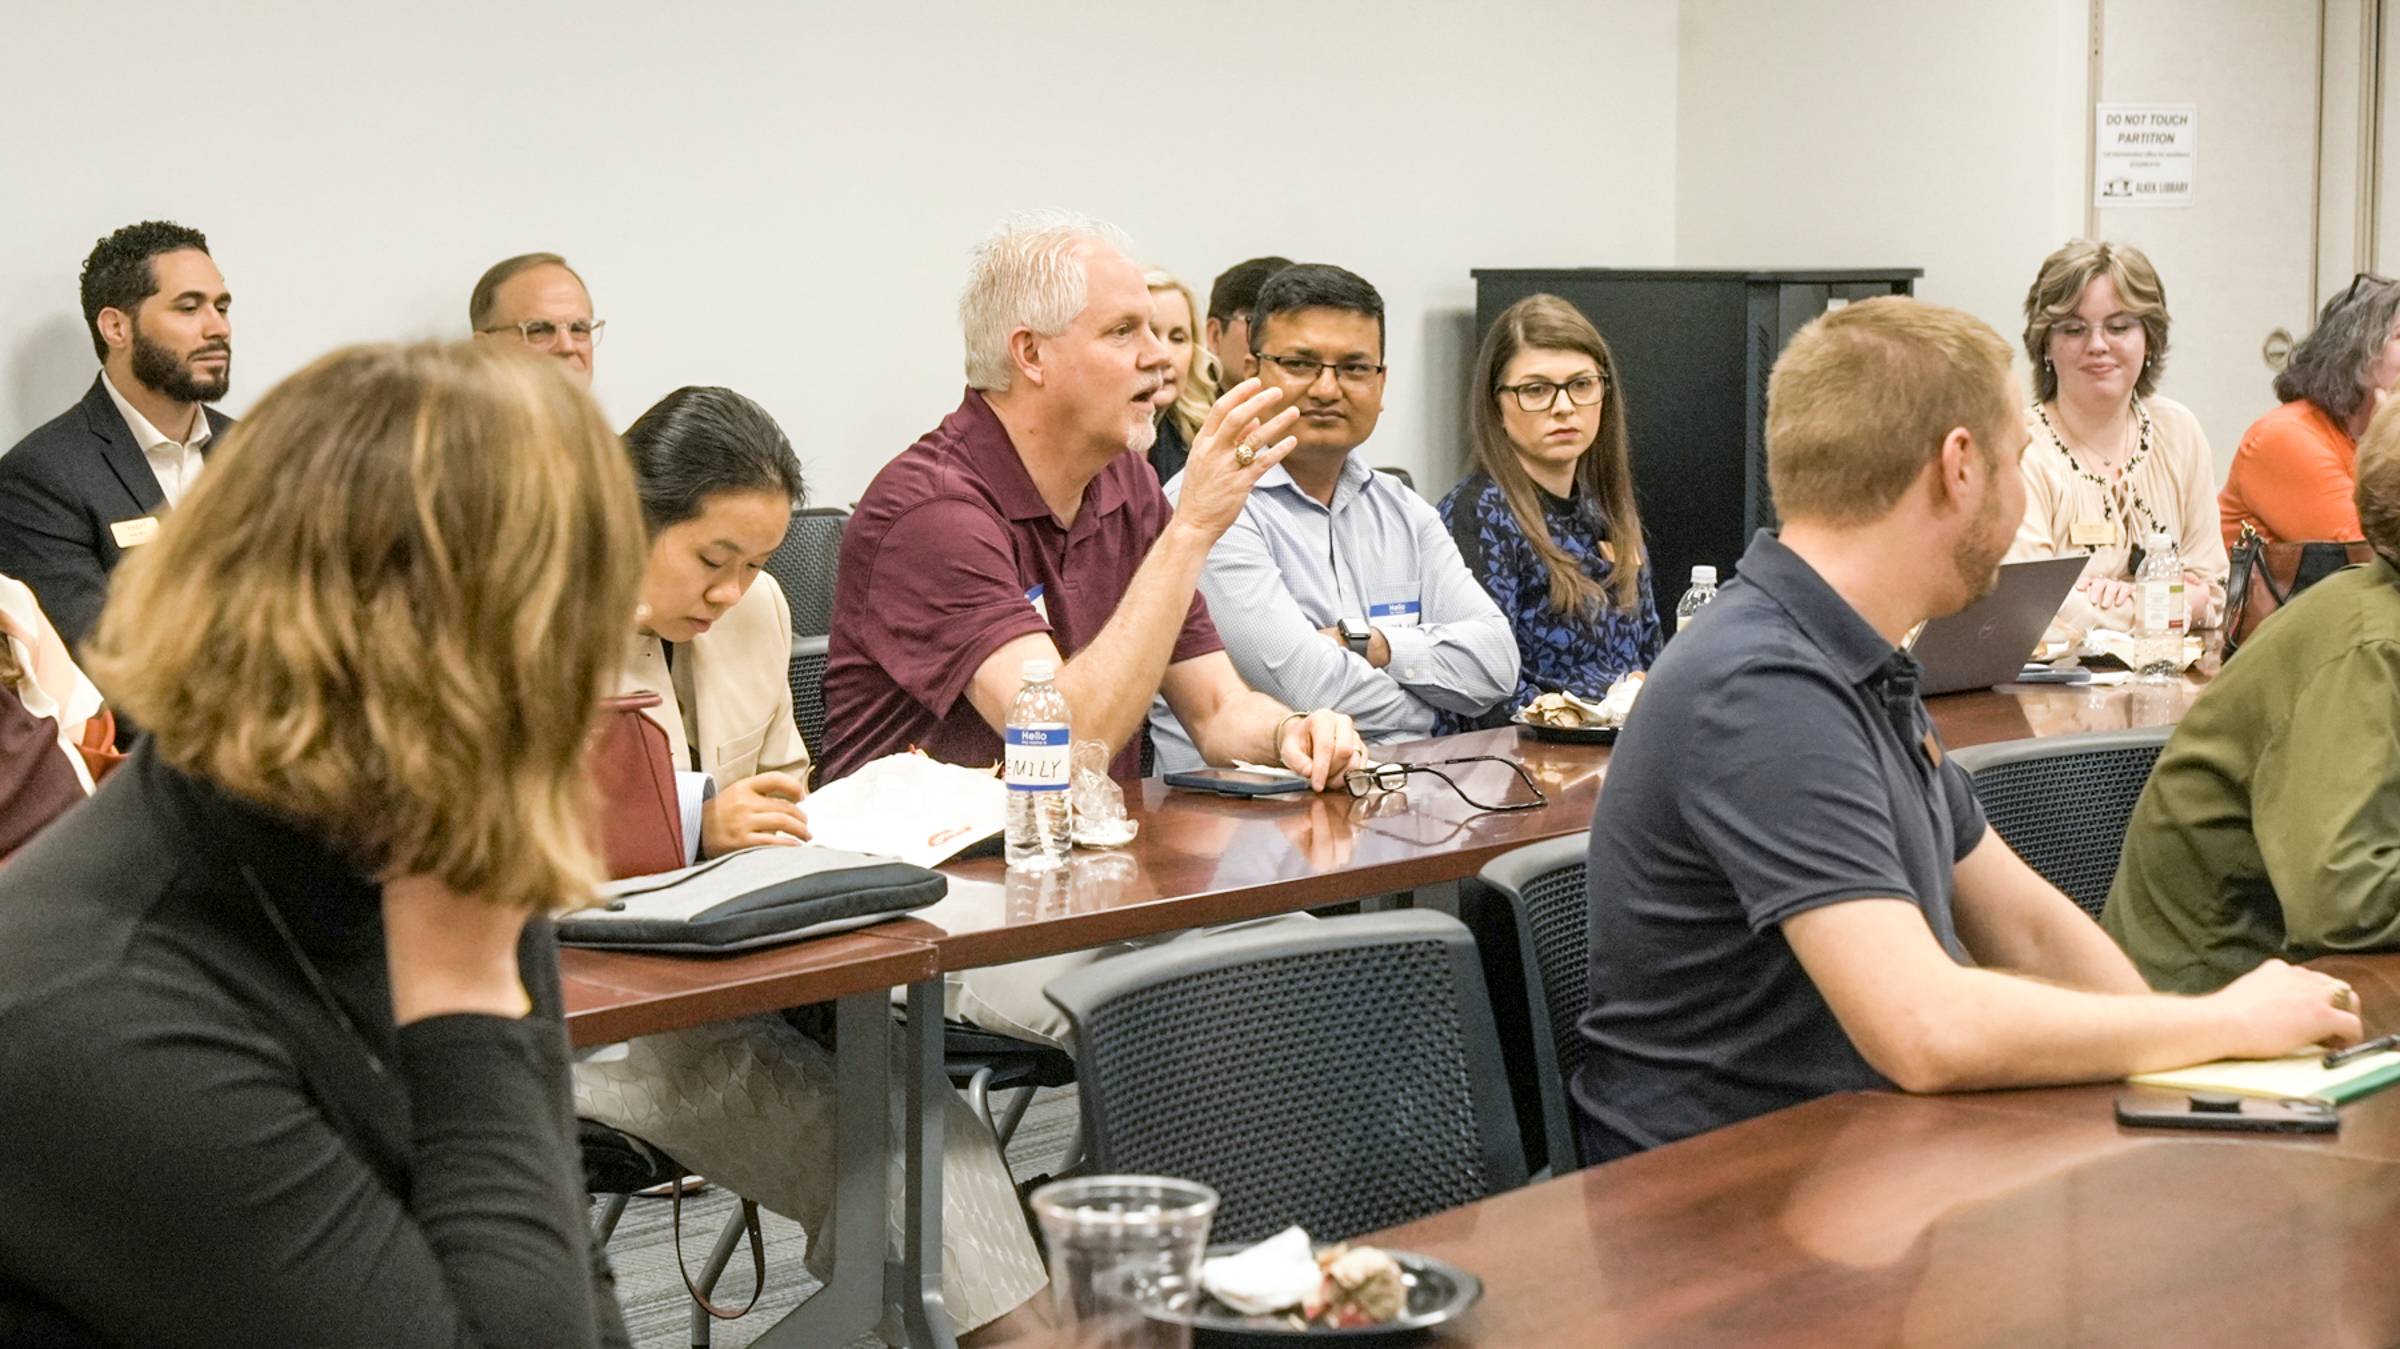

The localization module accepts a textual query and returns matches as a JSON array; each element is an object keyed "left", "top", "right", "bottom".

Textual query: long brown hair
[
  {"left": 87, "top": 342, "right": 648, "bottom": 912},
  {"left": 1467, "top": 294, "right": 1644, "bottom": 613}
]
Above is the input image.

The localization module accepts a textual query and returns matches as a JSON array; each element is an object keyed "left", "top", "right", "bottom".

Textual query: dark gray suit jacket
[{"left": 0, "top": 376, "right": 233, "bottom": 654}]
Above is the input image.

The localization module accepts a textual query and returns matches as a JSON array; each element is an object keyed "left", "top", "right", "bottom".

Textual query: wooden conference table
[
  {"left": 558, "top": 674, "right": 2210, "bottom": 1346},
  {"left": 1363, "top": 952, "right": 2400, "bottom": 1347}
]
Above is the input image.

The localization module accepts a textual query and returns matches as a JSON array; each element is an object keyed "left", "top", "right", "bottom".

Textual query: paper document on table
[
  {"left": 797, "top": 752, "right": 1005, "bottom": 868},
  {"left": 2128, "top": 1050, "right": 2400, "bottom": 1104}
]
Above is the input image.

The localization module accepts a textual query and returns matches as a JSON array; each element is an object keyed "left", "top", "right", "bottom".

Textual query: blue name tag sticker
[
  {"left": 1365, "top": 581, "right": 1422, "bottom": 628},
  {"left": 1005, "top": 725, "right": 1070, "bottom": 790}
]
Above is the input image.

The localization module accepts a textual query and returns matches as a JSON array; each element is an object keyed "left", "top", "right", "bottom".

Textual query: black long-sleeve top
[{"left": 0, "top": 743, "right": 630, "bottom": 1348}]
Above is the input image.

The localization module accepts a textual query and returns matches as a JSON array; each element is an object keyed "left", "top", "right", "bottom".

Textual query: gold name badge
[
  {"left": 2069, "top": 519, "right": 2116, "bottom": 548},
  {"left": 109, "top": 516, "right": 161, "bottom": 548}
]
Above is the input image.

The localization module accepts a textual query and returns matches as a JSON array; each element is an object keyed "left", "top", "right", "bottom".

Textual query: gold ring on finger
[
  {"left": 2333, "top": 982, "right": 2358, "bottom": 1011},
  {"left": 1234, "top": 441, "right": 1259, "bottom": 468}
]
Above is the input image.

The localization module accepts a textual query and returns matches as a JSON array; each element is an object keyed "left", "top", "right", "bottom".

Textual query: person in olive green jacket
[{"left": 2105, "top": 409, "right": 2400, "bottom": 992}]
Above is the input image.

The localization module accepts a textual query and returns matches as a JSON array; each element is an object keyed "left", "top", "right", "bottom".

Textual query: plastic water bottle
[
  {"left": 2133, "top": 530, "right": 2186, "bottom": 683},
  {"left": 1004, "top": 659, "right": 1073, "bottom": 870},
  {"left": 1674, "top": 565, "right": 1719, "bottom": 633}
]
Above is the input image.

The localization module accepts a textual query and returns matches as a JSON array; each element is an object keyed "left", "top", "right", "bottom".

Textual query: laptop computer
[{"left": 1904, "top": 554, "right": 2089, "bottom": 696}]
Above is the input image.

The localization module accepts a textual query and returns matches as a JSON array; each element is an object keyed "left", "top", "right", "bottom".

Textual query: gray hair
[
  {"left": 959, "top": 210, "right": 1136, "bottom": 392},
  {"left": 2276, "top": 277, "right": 2400, "bottom": 424}
]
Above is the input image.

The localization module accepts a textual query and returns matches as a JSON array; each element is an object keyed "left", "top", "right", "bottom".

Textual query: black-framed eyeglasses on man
[
  {"left": 1495, "top": 372, "right": 1608, "bottom": 413},
  {"left": 1257, "top": 352, "right": 1386, "bottom": 390},
  {"left": 1342, "top": 755, "right": 1548, "bottom": 813},
  {"left": 481, "top": 317, "right": 607, "bottom": 349}
]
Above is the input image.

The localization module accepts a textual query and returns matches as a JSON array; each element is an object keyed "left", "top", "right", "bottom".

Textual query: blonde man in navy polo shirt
[{"left": 1573, "top": 297, "right": 2363, "bottom": 1164}]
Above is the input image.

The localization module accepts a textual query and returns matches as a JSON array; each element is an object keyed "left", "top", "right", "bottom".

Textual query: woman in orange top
[{"left": 2220, "top": 273, "right": 2400, "bottom": 546}]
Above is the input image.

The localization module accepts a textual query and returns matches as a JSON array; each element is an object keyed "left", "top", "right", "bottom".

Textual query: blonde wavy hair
[
  {"left": 86, "top": 342, "right": 647, "bottom": 911},
  {"left": 1145, "top": 268, "right": 1218, "bottom": 444}
]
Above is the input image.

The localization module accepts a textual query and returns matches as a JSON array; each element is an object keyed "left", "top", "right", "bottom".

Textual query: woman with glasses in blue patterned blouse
[{"left": 1438, "top": 294, "right": 1661, "bottom": 729}]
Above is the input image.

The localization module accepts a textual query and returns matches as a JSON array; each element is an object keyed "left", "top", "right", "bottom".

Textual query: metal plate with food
[
  {"left": 1510, "top": 681, "right": 1637, "bottom": 744},
  {"left": 1152, "top": 1245, "right": 1482, "bottom": 1345},
  {"left": 1512, "top": 714, "right": 1618, "bottom": 745}
]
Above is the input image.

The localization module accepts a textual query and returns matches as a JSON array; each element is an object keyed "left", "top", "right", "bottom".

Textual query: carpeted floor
[{"left": 595, "top": 1084, "right": 1079, "bottom": 1349}]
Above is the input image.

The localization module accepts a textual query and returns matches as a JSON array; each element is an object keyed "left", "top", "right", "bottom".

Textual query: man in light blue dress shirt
[{"left": 1151, "top": 264, "right": 1518, "bottom": 768}]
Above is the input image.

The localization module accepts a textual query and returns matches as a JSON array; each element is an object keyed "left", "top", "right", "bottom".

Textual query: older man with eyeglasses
[
  {"left": 468, "top": 252, "right": 604, "bottom": 388},
  {"left": 1148, "top": 263, "right": 1520, "bottom": 770}
]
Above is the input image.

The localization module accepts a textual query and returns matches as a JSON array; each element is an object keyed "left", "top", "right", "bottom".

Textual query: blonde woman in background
[
  {"left": 1144, "top": 267, "right": 1218, "bottom": 483},
  {"left": 0, "top": 342, "right": 640, "bottom": 1346},
  {"left": 2005, "top": 240, "right": 2225, "bottom": 641}
]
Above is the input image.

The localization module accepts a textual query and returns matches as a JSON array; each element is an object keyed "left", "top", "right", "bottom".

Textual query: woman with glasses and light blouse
[
  {"left": 1437, "top": 294, "right": 1660, "bottom": 728},
  {"left": 1143, "top": 268, "right": 1217, "bottom": 483},
  {"left": 2005, "top": 240, "right": 2225, "bottom": 639},
  {"left": 2219, "top": 273, "right": 2400, "bottom": 547}
]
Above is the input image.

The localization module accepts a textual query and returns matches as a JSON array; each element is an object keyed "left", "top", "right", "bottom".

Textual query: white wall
[
  {"left": 0, "top": 1, "right": 1680, "bottom": 506},
  {"left": 2091, "top": 0, "right": 2322, "bottom": 469},
  {"left": 1675, "top": 0, "right": 2092, "bottom": 382}
]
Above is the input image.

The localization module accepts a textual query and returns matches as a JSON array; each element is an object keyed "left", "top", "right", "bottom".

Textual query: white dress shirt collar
[{"left": 99, "top": 370, "right": 211, "bottom": 507}]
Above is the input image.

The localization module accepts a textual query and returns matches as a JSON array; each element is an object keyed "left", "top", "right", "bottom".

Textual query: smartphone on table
[
  {"left": 1162, "top": 768, "right": 1311, "bottom": 797},
  {"left": 2113, "top": 1090, "right": 2338, "bottom": 1134}
]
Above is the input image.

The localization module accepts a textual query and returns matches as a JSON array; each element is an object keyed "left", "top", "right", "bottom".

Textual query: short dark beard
[{"left": 129, "top": 324, "right": 229, "bottom": 404}]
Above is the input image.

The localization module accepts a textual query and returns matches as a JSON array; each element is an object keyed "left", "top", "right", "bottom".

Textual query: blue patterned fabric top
[{"left": 1436, "top": 470, "right": 1661, "bottom": 731}]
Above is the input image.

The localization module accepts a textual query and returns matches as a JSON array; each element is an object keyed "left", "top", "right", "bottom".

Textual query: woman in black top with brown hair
[{"left": 0, "top": 342, "right": 645, "bottom": 1348}]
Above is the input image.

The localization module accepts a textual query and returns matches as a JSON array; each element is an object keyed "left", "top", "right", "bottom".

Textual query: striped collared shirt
[{"left": 1150, "top": 453, "right": 1518, "bottom": 768}]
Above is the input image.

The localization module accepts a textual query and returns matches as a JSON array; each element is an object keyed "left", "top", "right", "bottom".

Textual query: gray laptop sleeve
[{"left": 556, "top": 845, "right": 945, "bottom": 953}]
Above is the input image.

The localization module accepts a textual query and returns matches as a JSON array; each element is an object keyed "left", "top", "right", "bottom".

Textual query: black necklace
[
  {"left": 2033, "top": 398, "right": 2163, "bottom": 570},
  {"left": 242, "top": 863, "right": 389, "bottom": 1078}
]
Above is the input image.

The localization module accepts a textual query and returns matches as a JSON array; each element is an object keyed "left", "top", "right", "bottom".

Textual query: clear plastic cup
[{"left": 1028, "top": 1175, "right": 1218, "bottom": 1349}]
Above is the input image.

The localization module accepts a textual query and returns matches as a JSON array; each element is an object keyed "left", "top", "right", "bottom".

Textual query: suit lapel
[
  {"left": 200, "top": 405, "right": 234, "bottom": 459},
  {"left": 77, "top": 377, "right": 167, "bottom": 515}
]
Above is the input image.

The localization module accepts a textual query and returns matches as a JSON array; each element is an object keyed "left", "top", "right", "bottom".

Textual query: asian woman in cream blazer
[
  {"left": 620, "top": 557, "right": 809, "bottom": 805},
  {"left": 575, "top": 386, "right": 1049, "bottom": 1340}
]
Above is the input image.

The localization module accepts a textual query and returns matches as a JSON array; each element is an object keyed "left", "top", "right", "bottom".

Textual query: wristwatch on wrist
[{"left": 1339, "top": 618, "right": 1372, "bottom": 656}]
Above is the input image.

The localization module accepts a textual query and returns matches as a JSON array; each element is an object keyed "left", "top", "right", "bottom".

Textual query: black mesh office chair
[
  {"left": 1045, "top": 911, "right": 1527, "bottom": 1245},
  {"left": 1951, "top": 726, "right": 2172, "bottom": 919},
  {"left": 766, "top": 507, "right": 848, "bottom": 640},
  {"left": 1374, "top": 465, "right": 1417, "bottom": 493},
  {"left": 944, "top": 1025, "right": 1079, "bottom": 1154},
  {"left": 1455, "top": 833, "right": 1589, "bottom": 1177},
  {"left": 789, "top": 636, "right": 829, "bottom": 787}
]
